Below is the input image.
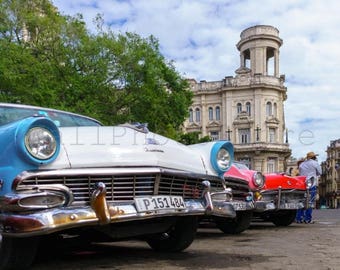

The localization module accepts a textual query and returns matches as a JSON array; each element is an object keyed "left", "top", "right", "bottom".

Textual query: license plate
[
  {"left": 281, "top": 202, "right": 301, "bottom": 209},
  {"left": 231, "top": 201, "right": 247, "bottom": 210},
  {"left": 135, "top": 196, "right": 186, "bottom": 212}
]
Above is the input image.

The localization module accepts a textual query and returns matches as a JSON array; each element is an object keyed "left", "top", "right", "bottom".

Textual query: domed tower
[
  {"left": 231, "top": 25, "right": 290, "bottom": 172},
  {"left": 183, "top": 25, "right": 291, "bottom": 172},
  {"left": 236, "top": 25, "right": 282, "bottom": 77}
]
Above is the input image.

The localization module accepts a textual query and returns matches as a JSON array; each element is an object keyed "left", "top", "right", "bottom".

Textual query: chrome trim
[
  {"left": 16, "top": 167, "right": 222, "bottom": 180},
  {"left": 254, "top": 201, "right": 276, "bottom": 211},
  {"left": 230, "top": 200, "right": 254, "bottom": 211},
  {"left": 277, "top": 186, "right": 282, "bottom": 209},
  {"left": 1, "top": 185, "right": 73, "bottom": 211},
  {"left": 0, "top": 200, "right": 206, "bottom": 237},
  {"left": 202, "top": 180, "right": 213, "bottom": 212},
  {"left": 254, "top": 188, "right": 306, "bottom": 212},
  {"left": 2, "top": 184, "right": 73, "bottom": 211},
  {"left": 91, "top": 182, "right": 110, "bottom": 224},
  {"left": 210, "top": 201, "right": 236, "bottom": 218},
  {"left": 15, "top": 167, "right": 225, "bottom": 205},
  {"left": 0, "top": 180, "right": 238, "bottom": 237}
]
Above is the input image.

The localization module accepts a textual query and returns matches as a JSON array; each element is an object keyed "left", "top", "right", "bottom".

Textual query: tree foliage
[
  {"left": 178, "top": 132, "right": 212, "bottom": 145},
  {"left": 0, "top": 0, "right": 193, "bottom": 136}
]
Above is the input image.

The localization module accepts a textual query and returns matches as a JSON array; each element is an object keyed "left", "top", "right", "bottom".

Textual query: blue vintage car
[{"left": 0, "top": 103, "right": 252, "bottom": 269}]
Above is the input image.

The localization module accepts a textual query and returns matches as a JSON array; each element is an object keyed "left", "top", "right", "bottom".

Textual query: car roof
[{"left": 0, "top": 102, "right": 103, "bottom": 126}]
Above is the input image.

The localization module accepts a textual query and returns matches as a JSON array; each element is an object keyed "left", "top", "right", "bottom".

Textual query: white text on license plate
[
  {"left": 232, "top": 202, "right": 247, "bottom": 210},
  {"left": 135, "top": 196, "right": 186, "bottom": 212}
]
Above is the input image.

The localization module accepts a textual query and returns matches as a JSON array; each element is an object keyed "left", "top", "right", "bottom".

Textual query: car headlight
[
  {"left": 16, "top": 117, "right": 60, "bottom": 165},
  {"left": 217, "top": 148, "right": 231, "bottom": 170},
  {"left": 210, "top": 141, "right": 234, "bottom": 176},
  {"left": 25, "top": 127, "right": 57, "bottom": 160},
  {"left": 253, "top": 172, "right": 265, "bottom": 188}
]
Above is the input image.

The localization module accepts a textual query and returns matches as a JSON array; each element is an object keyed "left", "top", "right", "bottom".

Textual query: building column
[
  {"left": 274, "top": 49, "right": 280, "bottom": 77},
  {"left": 240, "top": 52, "right": 245, "bottom": 68}
]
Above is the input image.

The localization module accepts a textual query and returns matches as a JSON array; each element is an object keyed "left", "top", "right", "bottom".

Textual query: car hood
[
  {"left": 225, "top": 165, "right": 307, "bottom": 191},
  {"left": 224, "top": 165, "right": 255, "bottom": 187},
  {"left": 43, "top": 126, "right": 208, "bottom": 175},
  {"left": 263, "top": 173, "right": 306, "bottom": 190}
]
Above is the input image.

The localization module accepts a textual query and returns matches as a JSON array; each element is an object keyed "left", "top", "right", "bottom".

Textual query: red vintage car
[{"left": 225, "top": 162, "right": 308, "bottom": 226}]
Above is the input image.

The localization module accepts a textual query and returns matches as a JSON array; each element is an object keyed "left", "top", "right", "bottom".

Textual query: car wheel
[
  {"left": 271, "top": 210, "right": 297, "bottom": 226},
  {"left": 146, "top": 216, "right": 198, "bottom": 252},
  {"left": 215, "top": 211, "right": 253, "bottom": 234},
  {"left": 0, "top": 234, "right": 39, "bottom": 269}
]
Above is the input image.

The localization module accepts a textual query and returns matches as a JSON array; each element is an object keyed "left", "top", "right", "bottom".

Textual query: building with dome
[{"left": 183, "top": 25, "right": 291, "bottom": 173}]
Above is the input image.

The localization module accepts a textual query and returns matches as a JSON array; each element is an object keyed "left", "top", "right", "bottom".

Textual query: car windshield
[
  {"left": 0, "top": 106, "right": 101, "bottom": 127},
  {"left": 234, "top": 162, "right": 249, "bottom": 170}
]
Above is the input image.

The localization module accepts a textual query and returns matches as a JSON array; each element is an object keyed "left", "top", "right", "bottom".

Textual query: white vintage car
[{"left": 0, "top": 103, "right": 252, "bottom": 269}]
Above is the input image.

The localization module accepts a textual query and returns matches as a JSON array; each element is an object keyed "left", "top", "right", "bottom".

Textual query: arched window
[
  {"left": 237, "top": 103, "right": 242, "bottom": 114},
  {"left": 266, "top": 102, "right": 272, "bottom": 116},
  {"left": 189, "top": 108, "right": 193, "bottom": 122},
  {"left": 208, "top": 107, "right": 213, "bottom": 121},
  {"left": 215, "top": 106, "right": 220, "bottom": 120},
  {"left": 246, "top": 102, "right": 251, "bottom": 116},
  {"left": 195, "top": 108, "right": 201, "bottom": 122}
]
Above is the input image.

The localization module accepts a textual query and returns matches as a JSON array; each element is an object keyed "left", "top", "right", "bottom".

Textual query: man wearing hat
[{"left": 298, "top": 151, "right": 322, "bottom": 223}]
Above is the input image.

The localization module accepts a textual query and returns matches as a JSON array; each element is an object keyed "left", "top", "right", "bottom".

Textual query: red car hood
[
  {"left": 225, "top": 165, "right": 256, "bottom": 189},
  {"left": 225, "top": 164, "right": 307, "bottom": 191},
  {"left": 264, "top": 173, "right": 306, "bottom": 190}
]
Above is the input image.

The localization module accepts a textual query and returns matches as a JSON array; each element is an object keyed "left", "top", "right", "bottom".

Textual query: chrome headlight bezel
[{"left": 252, "top": 172, "right": 265, "bottom": 188}]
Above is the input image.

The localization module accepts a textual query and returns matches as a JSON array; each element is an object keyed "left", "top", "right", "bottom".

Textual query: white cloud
[{"left": 52, "top": 0, "right": 340, "bottom": 162}]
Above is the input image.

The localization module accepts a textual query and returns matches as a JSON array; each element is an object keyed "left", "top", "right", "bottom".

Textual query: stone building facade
[
  {"left": 183, "top": 25, "right": 291, "bottom": 173},
  {"left": 319, "top": 139, "right": 340, "bottom": 208}
]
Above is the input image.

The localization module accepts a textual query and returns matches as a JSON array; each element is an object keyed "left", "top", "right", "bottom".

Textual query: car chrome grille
[
  {"left": 262, "top": 189, "right": 306, "bottom": 203},
  {"left": 19, "top": 172, "right": 224, "bottom": 204},
  {"left": 224, "top": 177, "right": 250, "bottom": 200}
]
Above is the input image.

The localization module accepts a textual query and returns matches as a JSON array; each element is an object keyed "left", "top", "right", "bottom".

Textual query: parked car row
[
  {"left": 225, "top": 162, "right": 308, "bottom": 227},
  {"left": 0, "top": 103, "right": 308, "bottom": 269}
]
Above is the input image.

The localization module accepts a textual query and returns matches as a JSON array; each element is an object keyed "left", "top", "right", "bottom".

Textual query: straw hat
[{"left": 306, "top": 151, "right": 318, "bottom": 159}]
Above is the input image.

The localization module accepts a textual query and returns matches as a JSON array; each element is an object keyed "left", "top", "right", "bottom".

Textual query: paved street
[{"left": 31, "top": 209, "right": 340, "bottom": 270}]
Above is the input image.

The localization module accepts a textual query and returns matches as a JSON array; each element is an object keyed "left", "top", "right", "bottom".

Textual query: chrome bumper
[
  {"left": 254, "top": 188, "right": 305, "bottom": 213},
  {"left": 254, "top": 201, "right": 304, "bottom": 212},
  {"left": 231, "top": 200, "right": 254, "bottom": 211},
  {"left": 0, "top": 181, "right": 240, "bottom": 237}
]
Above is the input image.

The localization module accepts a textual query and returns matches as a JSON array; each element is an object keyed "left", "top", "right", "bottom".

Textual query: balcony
[{"left": 233, "top": 142, "right": 290, "bottom": 154}]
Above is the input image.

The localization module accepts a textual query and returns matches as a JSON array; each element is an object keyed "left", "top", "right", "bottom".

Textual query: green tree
[
  {"left": 179, "top": 132, "right": 212, "bottom": 145},
  {"left": 0, "top": 0, "right": 193, "bottom": 137},
  {"left": 0, "top": 0, "right": 90, "bottom": 107}
]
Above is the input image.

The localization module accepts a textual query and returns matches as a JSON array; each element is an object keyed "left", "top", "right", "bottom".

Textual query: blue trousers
[
  {"left": 296, "top": 208, "right": 304, "bottom": 222},
  {"left": 296, "top": 186, "right": 317, "bottom": 222}
]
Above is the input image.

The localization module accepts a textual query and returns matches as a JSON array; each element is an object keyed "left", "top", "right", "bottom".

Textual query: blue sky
[{"left": 52, "top": 0, "right": 340, "bottom": 162}]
